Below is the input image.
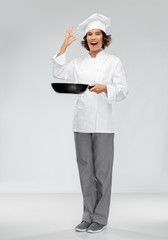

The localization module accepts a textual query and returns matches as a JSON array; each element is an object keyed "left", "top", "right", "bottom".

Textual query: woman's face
[{"left": 86, "top": 29, "right": 103, "bottom": 51}]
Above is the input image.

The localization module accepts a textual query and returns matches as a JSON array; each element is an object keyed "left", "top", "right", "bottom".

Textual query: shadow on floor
[{"left": 19, "top": 227, "right": 167, "bottom": 240}]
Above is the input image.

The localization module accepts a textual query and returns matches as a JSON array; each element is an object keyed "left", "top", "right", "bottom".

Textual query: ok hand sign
[{"left": 63, "top": 25, "right": 78, "bottom": 47}]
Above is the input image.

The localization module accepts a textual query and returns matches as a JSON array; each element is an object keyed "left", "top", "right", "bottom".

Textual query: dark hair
[{"left": 81, "top": 30, "right": 112, "bottom": 51}]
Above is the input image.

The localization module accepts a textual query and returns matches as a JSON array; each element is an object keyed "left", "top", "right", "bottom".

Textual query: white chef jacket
[{"left": 51, "top": 49, "right": 128, "bottom": 133}]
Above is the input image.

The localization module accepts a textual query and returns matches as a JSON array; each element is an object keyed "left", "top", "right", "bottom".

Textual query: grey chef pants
[{"left": 73, "top": 132, "right": 115, "bottom": 225}]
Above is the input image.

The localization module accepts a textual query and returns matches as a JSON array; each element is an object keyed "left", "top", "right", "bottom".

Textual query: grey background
[{"left": 0, "top": 0, "right": 167, "bottom": 193}]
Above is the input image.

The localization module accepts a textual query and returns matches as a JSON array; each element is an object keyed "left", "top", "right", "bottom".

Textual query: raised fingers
[
  {"left": 69, "top": 25, "right": 74, "bottom": 33},
  {"left": 67, "top": 25, "right": 74, "bottom": 34}
]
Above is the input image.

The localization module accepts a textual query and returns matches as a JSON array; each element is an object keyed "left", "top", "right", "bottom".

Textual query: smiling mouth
[{"left": 91, "top": 42, "right": 98, "bottom": 46}]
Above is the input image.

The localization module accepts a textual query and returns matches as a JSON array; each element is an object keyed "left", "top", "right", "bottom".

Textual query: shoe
[
  {"left": 87, "top": 222, "right": 107, "bottom": 233},
  {"left": 75, "top": 221, "right": 91, "bottom": 232}
]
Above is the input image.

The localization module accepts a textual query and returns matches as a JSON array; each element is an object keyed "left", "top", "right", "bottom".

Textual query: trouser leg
[
  {"left": 92, "top": 133, "right": 115, "bottom": 225},
  {"left": 74, "top": 132, "right": 97, "bottom": 223}
]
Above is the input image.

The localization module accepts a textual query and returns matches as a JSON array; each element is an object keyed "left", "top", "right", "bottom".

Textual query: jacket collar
[{"left": 87, "top": 49, "right": 105, "bottom": 58}]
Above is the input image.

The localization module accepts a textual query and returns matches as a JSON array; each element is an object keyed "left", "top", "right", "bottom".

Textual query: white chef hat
[{"left": 76, "top": 13, "right": 111, "bottom": 37}]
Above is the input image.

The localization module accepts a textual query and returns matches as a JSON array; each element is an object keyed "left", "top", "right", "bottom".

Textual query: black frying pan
[{"left": 51, "top": 83, "right": 94, "bottom": 94}]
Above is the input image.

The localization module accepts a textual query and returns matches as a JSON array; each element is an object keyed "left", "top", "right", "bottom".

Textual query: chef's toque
[{"left": 76, "top": 13, "right": 111, "bottom": 37}]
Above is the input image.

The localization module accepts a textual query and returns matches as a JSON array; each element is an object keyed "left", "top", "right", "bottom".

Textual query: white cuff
[
  {"left": 104, "top": 84, "right": 116, "bottom": 104},
  {"left": 51, "top": 52, "right": 66, "bottom": 65}
]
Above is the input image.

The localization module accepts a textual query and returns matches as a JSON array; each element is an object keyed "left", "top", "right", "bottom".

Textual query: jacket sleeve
[
  {"left": 51, "top": 51, "right": 75, "bottom": 82},
  {"left": 104, "top": 59, "right": 128, "bottom": 104}
]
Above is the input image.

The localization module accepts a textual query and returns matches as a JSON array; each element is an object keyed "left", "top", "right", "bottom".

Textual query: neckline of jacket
[{"left": 87, "top": 49, "right": 105, "bottom": 59}]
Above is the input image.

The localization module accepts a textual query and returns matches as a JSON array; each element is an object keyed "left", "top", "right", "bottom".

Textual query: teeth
[{"left": 91, "top": 42, "right": 98, "bottom": 45}]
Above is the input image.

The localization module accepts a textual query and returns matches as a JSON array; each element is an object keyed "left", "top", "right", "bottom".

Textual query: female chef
[{"left": 51, "top": 13, "right": 128, "bottom": 233}]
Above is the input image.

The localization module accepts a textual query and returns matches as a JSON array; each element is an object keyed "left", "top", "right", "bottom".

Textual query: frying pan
[{"left": 51, "top": 83, "right": 94, "bottom": 94}]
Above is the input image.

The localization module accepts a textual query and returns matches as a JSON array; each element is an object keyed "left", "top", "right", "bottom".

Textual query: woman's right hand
[{"left": 63, "top": 25, "right": 78, "bottom": 48}]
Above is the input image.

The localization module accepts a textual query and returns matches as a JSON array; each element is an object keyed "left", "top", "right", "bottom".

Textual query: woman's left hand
[{"left": 89, "top": 84, "right": 107, "bottom": 94}]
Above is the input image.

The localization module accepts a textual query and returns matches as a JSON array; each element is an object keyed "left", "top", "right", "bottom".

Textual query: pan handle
[{"left": 88, "top": 85, "right": 94, "bottom": 89}]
